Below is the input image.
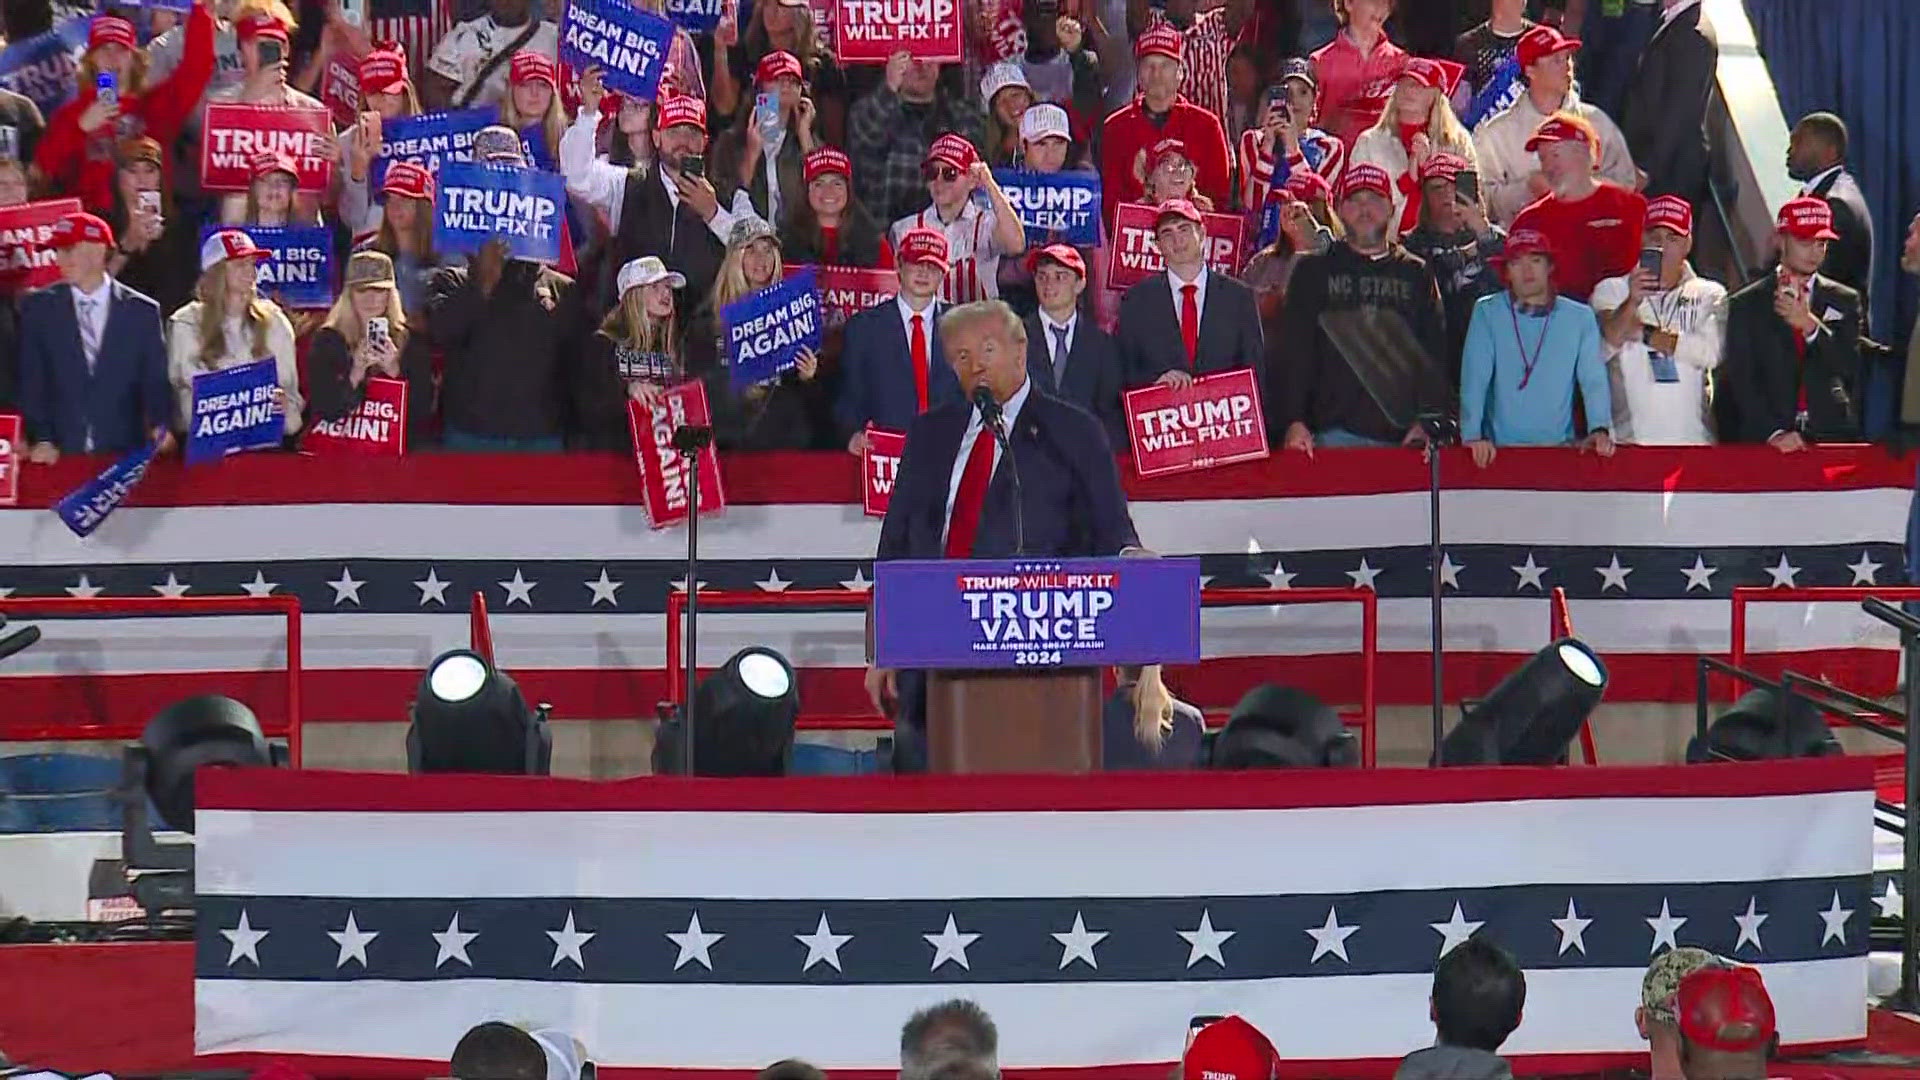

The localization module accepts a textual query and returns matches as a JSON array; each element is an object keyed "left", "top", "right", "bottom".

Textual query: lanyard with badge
[{"left": 1508, "top": 300, "right": 1554, "bottom": 391}]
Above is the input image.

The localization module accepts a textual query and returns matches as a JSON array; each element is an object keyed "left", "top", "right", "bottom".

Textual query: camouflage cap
[{"left": 1642, "top": 947, "right": 1730, "bottom": 1024}]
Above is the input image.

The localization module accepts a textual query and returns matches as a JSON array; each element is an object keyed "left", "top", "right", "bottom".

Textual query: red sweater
[
  {"left": 1511, "top": 182, "right": 1648, "bottom": 301},
  {"left": 36, "top": 4, "right": 216, "bottom": 215},
  {"left": 1098, "top": 98, "right": 1231, "bottom": 230}
]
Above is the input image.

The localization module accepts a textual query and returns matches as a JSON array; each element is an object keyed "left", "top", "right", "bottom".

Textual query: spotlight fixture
[
  {"left": 1439, "top": 638, "right": 1608, "bottom": 765},
  {"left": 407, "top": 649, "right": 553, "bottom": 775},
  {"left": 1688, "top": 688, "right": 1842, "bottom": 762},
  {"left": 654, "top": 647, "right": 799, "bottom": 777},
  {"left": 1207, "top": 684, "right": 1358, "bottom": 769}
]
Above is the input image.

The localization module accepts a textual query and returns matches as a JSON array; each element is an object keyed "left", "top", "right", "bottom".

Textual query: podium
[{"left": 873, "top": 557, "right": 1202, "bottom": 774}]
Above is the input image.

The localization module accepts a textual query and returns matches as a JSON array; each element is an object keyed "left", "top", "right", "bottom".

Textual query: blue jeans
[
  {"left": 1317, "top": 426, "right": 1397, "bottom": 449},
  {"left": 442, "top": 427, "right": 564, "bottom": 453}
]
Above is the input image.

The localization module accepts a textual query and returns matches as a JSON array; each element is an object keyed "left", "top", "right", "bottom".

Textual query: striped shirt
[
  {"left": 889, "top": 201, "right": 1011, "bottom": 305},
  {"left": 1147, "top": 8, "right": 1232, "bottom": 124}
]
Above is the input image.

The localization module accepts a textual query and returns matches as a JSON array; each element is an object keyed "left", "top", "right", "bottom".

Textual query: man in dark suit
[
  {"left": 867, "top": 299, "right": 1139, "bottom": 770},
  {"left": 1787, "top": 112, "right": 1876, "bottom": 322},
  {"left": 835, "top": 228, "right": 961, "bottom": 454},
  {"left": 1716, "top": 197, "right": 1861, "bottom": 449},
  {"left": 604, "top": 95, "right": 731, "bottom": 313},
  {"left": 1022, "top": 244, "right": 1125, "bottom": 445},
  {"left": 1618, "top": 0, "right": 1718, "bottom": 200},
  {"left": 19, "top": 212, "right": 171, "bottom": 463},
  {"left": 1115, "top": 199, "right": 1264, "bottom": 392}
]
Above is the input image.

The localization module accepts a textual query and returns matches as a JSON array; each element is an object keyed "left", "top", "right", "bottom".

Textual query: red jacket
[
  {"left": 1511, "top": 181, "right": 1649, "bottom": 301},
  {"left": 1310, "top": 30, "right": 1408, "bottom": 147},
  {"left": 36, "top": 3, "right": 216, "bottom": 215},
  {"left": 1098, "top": 99, "right": 1231, "bottom": 229}
]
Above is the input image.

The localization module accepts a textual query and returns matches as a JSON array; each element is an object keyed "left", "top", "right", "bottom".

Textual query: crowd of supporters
[{"left": 0, "top": 0, "right": 1907, "bottom": 464}]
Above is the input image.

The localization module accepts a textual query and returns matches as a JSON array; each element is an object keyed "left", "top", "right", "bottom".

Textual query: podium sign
[{"left": 873, "top": 557, "right": 1202, "bottom": 670}]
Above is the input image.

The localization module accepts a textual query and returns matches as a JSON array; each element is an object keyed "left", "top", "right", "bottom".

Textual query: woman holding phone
[
  {"left": 305, "top": 250, "right": 433, "bottom": 445},
  {"left": 105, "top": 135, "right": 194, "bottom": 313},
  {"left": 338, "top": 45, "right": 421, "bottom": 242},
  {"left": 710, "top": 51, "right": 817, "bottom": 231}
]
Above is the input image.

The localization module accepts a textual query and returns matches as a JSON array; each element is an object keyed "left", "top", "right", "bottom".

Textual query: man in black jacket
[
  {"left": 605, "top": 95, "right": 730, "bottom": 313},
  {"left": 1114, "top": 199, "right": 1263, "bottom": 392},
  {"left": 1618, "top": 0, "right": 1718, "bottom": 200},
  {"left": 1716, "top": 197, "right": 1861, "bottom": 449},
  {"left": 1276, "top": 164, "right": 1451, "bottom": 453},
  {"left": 1023, "top": 244, "right": 1125, "bottom": 445},
  {"left": 1787, "top": 111, "right": 1876, "bottom": 323}
]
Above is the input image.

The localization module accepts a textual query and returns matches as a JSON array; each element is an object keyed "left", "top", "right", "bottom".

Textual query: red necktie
[
  {"left": 945, "top": 426, "right": 997, "bottom": 557},
  {"left": 1180, "top": 283, "right": 1200, "bottom": 368},
  {"left": 910, "top": 313, "right": 930, "bottom": 413}
]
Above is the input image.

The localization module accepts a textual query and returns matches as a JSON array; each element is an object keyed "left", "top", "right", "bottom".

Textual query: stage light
[
  {"left": 1438, "top": 637, "right": 1608, "bottom": 765},
  {"left": 407, "top": 649, "right": 553, "bottom": 775},
  {"left": 141, "top": 694, "right": 274, "bottom": 833},
  {"left": 1688, "top": 688, "right": 1842, "bottom": 762},
  {"left": 1207, "top": 684, "right": 1359, "bottom": 769},
  {"left": 655, "top": 647, "right": 799, "bottom": 777}
]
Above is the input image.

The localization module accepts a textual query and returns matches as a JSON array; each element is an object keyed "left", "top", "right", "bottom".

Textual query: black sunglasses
[{"left": 922, "top": 164, "right": 962, "bottom": 183}]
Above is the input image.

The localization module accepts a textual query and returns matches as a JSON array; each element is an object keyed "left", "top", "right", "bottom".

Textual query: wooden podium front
[{"left": 925, "top": 668, "right": 1103, "bottom": 773}]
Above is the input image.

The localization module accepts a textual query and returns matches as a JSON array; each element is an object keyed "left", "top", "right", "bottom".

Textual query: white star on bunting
[
  {"left": 1345, "top": 557, "right": 1381, "bottom": 591},
  {"left": 670, "top": 577, "right": 707, "bottom": 592},
  {"left": 1511, "top": 553, "right": 1547, "bottom": 592},
  {"left": 1438, "top": 553, "right": 1463, "bottom": 590},
  {"left": 326, "top": 911, "right": 378, "bottom": 968},
  {"left": 432, "top": 912, "right": 479, "bottom": 967},
  {"left": 1595, "top": 554, "right": 1633, "bottom": 593},
  {"left": 499, "top": 569, "right": 537, "bottom": 606},
  {"left": 240, "top": 570, "right": 278, "bottom": 597},
  {"left": 1733, "top": 897, "right": 1768, "bottom": 952},
  {"left": 1051, "top": 911, "right": 1109, "bottom": 970},
  {"left": 0, "top": 586, "right": 13, "bottom": 599},
  {"left": 924, "top": 913, "right": 981, "bottom": 971},
  {"left": 1876, "top": 880, "right": 1903, "bottom": 919},
  {"left": 1764, "top": 555, "right": 1801, "bottom": 588},
  {"left": 585, "top": 568, "right": 623, "bottom": 606},
  {"left": 1818, "top": 891, "right": 1853, "bottom": 947},
  {"left": 1305, "top": 906, "right": 1359, "bottom": 963},
  {"left": 546, "top": 911, "right": 594, "bottom": 969},
  {"left": 65, "top": 574, "right": 102, "bottom": 599},
  {"left": 151, "top": 572, "right": 191, "bottom": 598},
  {"left": 841, "top": 567, "right": 873, "bottom": 591},
  {"left": 1178, "top": 909, "right": 1234, "bottom": 969},
  {"left": 1847, "top": 551, "right": 1882, "bottom": 585},
  {"left": 666, "top": 911, "right": 725, "bottom": 971},
  {"left": 1264, "top": 559, "right": 1296, "bottom": 589},
  {"left": 327, "top": 567, "right": 364, "bottom": 605},
  {"left": 795, "top": 912, "right": 853, "bottom": 972},
  {"left": 1429, "top": 902, "right": 1483, "bottom": 958},
  {"left": 1551, "top": 898, "right": 1593, "bottom": 956},
  {"left": 1680, "top": 555, "right": 1718, "bottom": 593},
  {"left": 757, "top": 567, "right": 792, "bottom": 592},
  {"left": 414, "top": 568, "right": 451, "bottom": 606},
  {"left": 220, "top": 910, "right": 268, "bottom": 966},
  {"left": 1646, "top": 898, "right": 1687, "bottom": 954}
]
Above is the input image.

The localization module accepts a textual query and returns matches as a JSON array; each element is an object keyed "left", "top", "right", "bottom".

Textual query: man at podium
[{"left": 866, "top": 299, "right": 1140, "bottom": 771}]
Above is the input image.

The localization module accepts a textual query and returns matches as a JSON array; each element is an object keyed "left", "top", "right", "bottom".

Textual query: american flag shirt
[{"left": 371, "top": 0, "right": 456, "bottom": 83}]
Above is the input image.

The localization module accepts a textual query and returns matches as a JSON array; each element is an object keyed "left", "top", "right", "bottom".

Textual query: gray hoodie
[{"left": 1392, "top": 1044, "right": 1515, "bottom": 1080}]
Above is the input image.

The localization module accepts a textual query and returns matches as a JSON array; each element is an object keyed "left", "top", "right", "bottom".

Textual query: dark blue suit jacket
[
  {"left": 18, "top": 279, "right": 170, "bottom": 453},
  {"left": 834, "top": 297, "right": 962, "bottom": 438},
  {"left": 1024, "top": 313, "right": 1128, "bottom": 447}
]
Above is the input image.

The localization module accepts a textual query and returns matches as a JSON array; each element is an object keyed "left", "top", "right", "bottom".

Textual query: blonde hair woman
[
  {"left": 498, "top": 52, "right": 565, "bottom": 168},
  {"left": 576, "top": 256, "right": 685, "bottom": 449},
  {"left": 304, "top": 251, "right": 432, "bottom": 441},
  {"left": 688, "top": 216, "right": 821, "bottom": 450},
  {"left": 1348, "top": 57, "right": 1476, "bottom": 237},
  {"left": 167, "top": 230, "right": 303, "bottom": 438}
]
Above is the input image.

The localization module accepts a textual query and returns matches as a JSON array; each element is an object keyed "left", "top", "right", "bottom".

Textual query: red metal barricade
[
  {"left": 664, "top": 585, "right": 1382, "bottom": 766},
  {"left": 1728, "top": 586, "right": 1920, "bottom": 727},
  {"left": 469, "top": 590, "right": 494, "bottom": 664},
  {"left": 0, "top": 595, "right": 305, "bottom": 766},
  {"left": 1549, "top": 586, "right": 1600, "bottom": 765}
]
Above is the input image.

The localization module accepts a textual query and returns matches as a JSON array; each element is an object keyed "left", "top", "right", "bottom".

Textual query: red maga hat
[
  {"left": 380, "top": 159, "right": 436, "bottom": 201},
  {"left": 1418, "top": 152, "right": 1470, "bottom": 185},
  {"left": 897, "top": 227, "right": 950, "bottom": 271},
  {"left": 804, "top": 146, "right": 851, "bottom": 184},
  {"left": 509, "top": 50, "right": 557, "bottom": 88},
  {"left": 1517, "top": 24, "right": 1581, "bottom": 70},
  {"left": 1645, "top": 195, "right": 1694, "bottom": 237},
  {"left": 358, "top": 47, "right": 410, "bottom": 95},
  {"left": 756, "top": 50, "right": 803, "bottom": 86},
  {"left": 657, "top": 94, "right": 707, "bottom": 134},
  {"left": 1525, "top": 113, "right": 1594, "bottom": 152},
  {"left": 87, "top": 15, "right": 137, "bottom": 52},
  {"left": 237, "top": 12, "right": 290, "bottom": 45},
  {"left": 1154, "top": 198, "right": 1204, "bottom": 227},
  {"left": 924, "top": 132, "right": 979, "bottom": 172},
  {"left": 1025, "top": 242, "right": 1086, "bottom": 278},
  {"left": 1182, "top": 1017, "right": 1277, "bottom": 1080},
  {"left": 1134, "top": 23, "right": 1183, "bottom": 62},
  {"left": 1283, "top": 169, "right": 1332, "bottom": 204},
  {"left": 1337, "top": 162, "right": 1393, "bottom": 202},
  {"left": 1399, "top": 56, "right": 1464, "bottom": 97},
  {"left": 1777, "top": 195, "right": 1840, "bottom": 240},
  {"left": 199, "top": 229, "right": 274, "bottom": 272},
  {"left": 1501, "top": 227, "right": 1556, "bottom": 262},
  {"left": 249, "top": 150, "right": 298, "bottom": 181},
  {"left": 49, "top": 211, "right": 114, "bottom": 249},
  {"left": 1677, "top": 966, "right": 1776, "bottom": 1055}
]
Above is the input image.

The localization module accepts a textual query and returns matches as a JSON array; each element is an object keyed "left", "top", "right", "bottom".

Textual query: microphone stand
[
  {"left": 972, "top": 388, "right": 1025, "bottom": 556},
  {"left": 1416, "top": 411, "right": 1459, "bottom": 762},
  {"left": 671, "top": 423, "right": 714, "bottom": 775}
]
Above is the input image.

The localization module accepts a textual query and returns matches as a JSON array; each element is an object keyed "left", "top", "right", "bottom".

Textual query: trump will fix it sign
[
  {"left": 1105, "top": 201, "right": 1244, "bottom": 292},
  {"left": 1122, "top": 368, "right": 1269, "bottom": 478},
  {"left": 834, "top": 0, "right": 962, "bottom": 63},
  {"left": 861, "top": 427, "right": 905, "bottom": 517}
]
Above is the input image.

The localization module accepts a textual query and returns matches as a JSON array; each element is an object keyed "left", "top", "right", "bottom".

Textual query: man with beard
[{"left": 1787, "top": 111, "right": 1875, "bottom": 322}]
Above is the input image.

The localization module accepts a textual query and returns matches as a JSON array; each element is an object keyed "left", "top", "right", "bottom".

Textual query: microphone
[
  {"left": 969, "top": 385, "right": 1024, "bottom": 557},
  {"left": 971, "top": 385, "right": 1003, "bottom": 432}
]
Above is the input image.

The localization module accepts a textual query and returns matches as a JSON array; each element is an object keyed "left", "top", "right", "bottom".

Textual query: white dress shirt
[
  {"left": 1167, "top": 264, "right": 1210, "bottom": 330},
  {"left": 942, "top": 376, "right": 1032, "bottom": 548},
  {"left": 896, "top": 293, "right": 938, "bottom": 344},
  {"left": 1800, "top": 163, "right": 1844, "bottom": 196},
  {"left": 557, "top": 111, "right": 749, "bottom": 237},
  {"left": 70, "top": 276, "right": 112, "bottom": 368},
  {"left": 1040, "top": 311, "right": 1078, "bottom": 377}
]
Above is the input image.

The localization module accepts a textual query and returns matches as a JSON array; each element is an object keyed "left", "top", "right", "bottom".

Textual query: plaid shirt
[{"left": 847, "top": 86, "right": 987, "bottom": 226}]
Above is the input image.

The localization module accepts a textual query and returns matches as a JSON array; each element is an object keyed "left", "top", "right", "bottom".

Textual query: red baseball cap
[
  {"left": 924, "top": 132, "right": 979, "bottom": 173},
  {"left": 49, "top": 211, "right": 114, "bottom": 250},
  {"left": 897, "top": 227, "right": 949, "bottom": 271},
  {"left": 1182, "top": 1017, "right": 1276, "bottom": 1080},
  {"left": 1646, "top": 194, "right": 1694, "bottom": 237},
  {"left": 1418, "top": 152, "right": 1470, "bottom": 185},
  {"left": 359, "top": 47, "right": 410, "bottom": 95},
  {"left": 1148, "top": 137, "right": 1190, "bottom": 172},
  {"left": 1677, "top": 966, "right": 1776, "bottom": 1054},
  {"left": 804, "top": 146, "right": 851, "bottom": 185},
  {"left": 237, "top": 12, "right": 290, "bottom": 45},
  {"left": 1525, "top": 113, "right": 1594, "bottom": 152},
  {"left": 658, "top": 94, "right": 706, "bottom": 134},
  {"left": 1134, "top": 23, "right": 1183, "bottom": 63},
  {"left": 1399, "top": 57, "right": 1464, "bottom": 97},
  {"left": 1517, "top": 24, "right": 1581, "bottom": 70},
  {"left": 200, "top": 229, "right": 273, "bottom": 272},
  {"left": 380, "top": 160, "right": 435, "bottom": 201},
  {"left": 1777, "top": 195, "right": 1840, "bottom": 240},
  {"left": 756, "top": 50, "right": 803, "bottom": 86},
  {"left": 250, "top": 150, "right": 298, "bottom": 181},
  {"left": 1025, "top": 242, "right": 1086, "bottom": 279},
  {"left": 1501, "top": 227, "right": 1555, "bottom": 263},
  {"left": 1283, "top": 169, "right": 1332, "bottom": 204},
  {"left": 509, "top": 50, "right": 557, "bottom": 88},
  {"left": 1154, "top": 198, "right": 1204, "bottom": 228},
  {"left": 1337, "top": 162, "right": 1393, "bottom": 202},
  {"left": 87, "top": 15, "right": 136, "bottom": 52}
]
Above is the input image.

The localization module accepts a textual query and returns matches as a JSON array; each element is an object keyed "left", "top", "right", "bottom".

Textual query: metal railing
[{"left": 1549, "top": 586, "right": 1601, "bottom": 765}]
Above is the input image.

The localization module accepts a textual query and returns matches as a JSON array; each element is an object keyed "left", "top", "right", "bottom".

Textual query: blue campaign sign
[
  {"left": 53, "top": 441, "right": 156, "bottom": 539},
  {"left": 663, "top": 0, "right": 724, "bottom": 33},
  {"left": 558, "top": 0, "right": 675, "bottom": 101},
  {"left": 370, "top": 106, "right": 494, "bottom": 191},
  {"left": 186, "top": 359, "right": 282, "bottom": 465},
  {"left": 0, "top": 16, "right": 90, "bottom": 119},
  {"left": 873, "top": 557, "right": 1202, "bottom": 670},
  {"left": 520, "top": 122, "right": 555, "bottom": 170},
  {"left": 1464, "top": 56, "right": 1523, "bottom": 129},
  {"left": 199, "top": 224, "right": 334, "bottom": 309},
  {"left": 723, "top": 267, "right": 822, "bottom": 389},
  {"left": 432, "top": 161, "right": 567, "bottom": 263},
  {"left": 993, "top": 168, "right": 1100, "bottom": 246}
]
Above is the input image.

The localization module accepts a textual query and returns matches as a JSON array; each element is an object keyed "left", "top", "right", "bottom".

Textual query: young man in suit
[
  {"left": 1023, "top": 244, "right": 1125, "bottom": 445},
  {"left": 835, "top": 228, "right": 960, "bottom": 454},
  {"left": 1618, "top": 0, "right": 1717, "bottom": 201},
  {"left": 1114, "top": 199, "right": 1264, "bottom": 392},
  {"left": 1787, "top": 112, "right": 1875, "bottom": 323},
  {"left": 19, "top": 212, "right": 172, "bottom": 463},
  {"left": 867, "top": 299, "right": 1138, "bottom": 770},
  {"left": 1716, "top": 197, "right": 1861, "bottom": 450}
]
